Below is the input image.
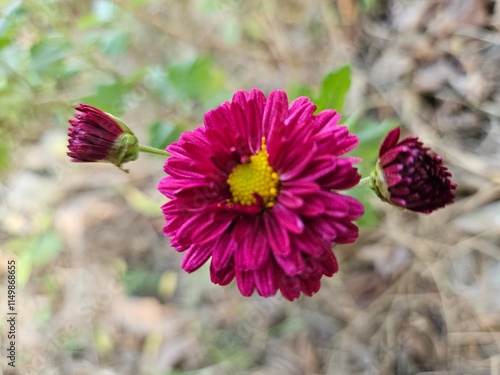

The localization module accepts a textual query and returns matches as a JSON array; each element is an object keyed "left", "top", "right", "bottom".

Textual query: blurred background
[{"left": 1, "top": 0, "right": 500, "bottom": 374}]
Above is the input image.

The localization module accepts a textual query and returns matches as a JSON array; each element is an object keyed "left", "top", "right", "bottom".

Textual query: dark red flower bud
[
  {"left": 370, "top": 127, "right": 456, "bottom": 213},
  {"left": 67, "top": 104, "right": 139, "bottom": 169}
]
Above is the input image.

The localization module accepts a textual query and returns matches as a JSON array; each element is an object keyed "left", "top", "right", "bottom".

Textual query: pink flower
[
  {"left": 370, "top": 127, "right": 456, "bottom": 213},
  {"left": 67, "top": 104, "right": 139, "bottom": 168},
  {"left": 158, "top": 89, "right": 363, "bottom": 300}
]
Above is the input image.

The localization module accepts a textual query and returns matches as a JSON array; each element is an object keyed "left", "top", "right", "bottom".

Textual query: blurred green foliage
[
  {"left": 2, "top": 0, "right": 394, "bottom": 296},
  {"left": 148, "top": 121, "right": 184, "bottom": 151},
  {"left": 7, "top": 229, "right": 63, "bottom": 285},
  {"left": 288, "top": 65, "right": 351, "bottom": 113},
  {"left": 0, "top": 0, "right": 233, "bottom": 173},
  {"left": 158, "top": 56, "right": 229, "bottom": 109},
  {"left": 345, "top": 115, "right": 399, "bottom": 227},
  {"left": 314, "top": 65, "right": 351, "bottom": 113},
  {"left": 1, "top": 0, "right": 386, "bottom": 180},
  {"left": 290, "top": 65, "right": 397, "bottom": 227}
]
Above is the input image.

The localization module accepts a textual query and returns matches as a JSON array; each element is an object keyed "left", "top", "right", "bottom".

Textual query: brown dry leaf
[
  {"left": 337, "top": 0, "right": 357, "bottom": 25},
  {"left": 370, "top": 44, "right": 415, "bottom": 88},
  {"left": 397, "top": 323, "right": 436, "bottom": 369},
  {"left": 55, "top": 194, "right": 121, "bottom": 246},
  {"left": 412, "top": 60, "right": 453, "bottom": 93},
  {"left": 399, "top": 33, "right": 435, "bottom": 62},
  {"left": 146, "top": 332, "right": 199, "bottom": 373},
  {"left": 344, "top": 271, "right": 389, "bottom": 307},
  {"left": 54, "top": 266, "right": 123, "bottom": 331},
  {"left": 263, "top": 338, "right": 313, "bottom": 375},
  {"left": 493, "top": 0, "right": 500, "bottom": 30},
  {"left": 427, "top": 0, "right": 490, "bottom": 36},
  {"left": 112, "top": 296, "right": 172, "bottom": 336},
  {"left": 111, "top": 298, "right": 201, "bottom": 374},
  {"left": 448, "top": 70, "right": 493, "bottom": 103},
  {"left": 392, "top": 0, "right": 434, "bottom": 32},
  {"left": 452, "top": 200, "right": 500, "bottom": 235},
  {"left": 291, "top": 334, "right": 320, "bottom": 374},
  {"left": 448, "top": 255, "right": 500, "bottom": 324},
  {"left": 357, "top": 244, "right": 413, "bottom": 279}
]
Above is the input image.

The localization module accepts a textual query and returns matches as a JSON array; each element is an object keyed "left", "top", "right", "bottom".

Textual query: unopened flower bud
[
  {"left": 67, "top": 104, "right": 139, "bottom": 170},
  {"left": 370, "top": 127, "right": 456, "bottom": 213}
]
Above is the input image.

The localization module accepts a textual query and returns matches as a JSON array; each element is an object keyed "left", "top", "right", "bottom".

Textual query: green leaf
[
  {"left": 30, "top": 38, "right": 71, "bottom": 77},
  {"left": 167, "top": 58, "right": 208, "bottom": 98},
  {"left": 0, "top": 37, "right": 12, "bottom": 50},
  {"left": 197, "top": 0, "right": 222, "bottom": 13},
  {"left": 148, "top": 121, "right": 183, "bottom": 150},
  {"left": 287, "top": 83, "right": 314, "bottom": 101},
  {"left": 4, "top": 227, "right": 62, "bottom": 286},
  {"left": 131, "top": 0, "right": 154, "bottom": 7},
  {"left": 121, "top": 270, "right": 161, "bottom": 297},
  {"left": 340, "top": 110, "right": 362, "bottom": 128},
  {"left": 34, "top": 303, "right": 52, "bottom": 325},
  {"left": 363, "top": 0, "right": 379, "bottom": 11},
  {"left": 94, "top": 326, "right": 114, "bottom": 355},
  {"left": 343, "top": 116, "right": 400, "bottom": 228},
  {"left": 1, "top": 44, "right": 29, "bottom": 81},
  {"left": 0, "top": 137, "right": 11, "bottom": 172},
  {"left": 29, "top": 232, "right": 63, "bottom": 267},
  {"left": 100, "top": 30, "right": 130, "bottom": 57},
  {"left": 315, "top": 65, "right": 351, "bottom": 113},
  {"left": 0, "top": 1, "right": 26, "bottom": 37},
  {"left": 221, "top": 17, "right": 241, "bottom": 45},
  {"left": 345, "top": 185, "right": 379, "bottom": 228},
  {"left": 77, "top": 14, "right": 100, "bottom": 29},
  {"left": 348, "top": 117, "right": 399, "bottom": 176},
  {"left": 83, "top": 81, "right": 131, "bottom": 115},
  {"left": 17, "top": 251, "right": 33, "bottom": 286},
  {"left": 123, "top": 186, "right": 163, "bottom": 217},
  {"left": 162, "top": 56, "right": 229, "bottom": 110}
]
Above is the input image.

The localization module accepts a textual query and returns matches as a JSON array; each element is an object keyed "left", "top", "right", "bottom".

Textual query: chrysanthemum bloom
[
  {"left": 67, "top": 104, "right": 139, "bottom": 169},
  {"left": 158, "top": 89, "right": 364, "bottom": 300},
  {"left": 370, "top": 127, "right": 456, "bottom": 213}
]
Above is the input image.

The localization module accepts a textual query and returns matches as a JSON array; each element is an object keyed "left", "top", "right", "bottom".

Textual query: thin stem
[
  {"left": 359, "top": 176, "right": 371, "bottom": 186},
  {"left": 138, "top": 144, "right": 170, "bottom": 157}
]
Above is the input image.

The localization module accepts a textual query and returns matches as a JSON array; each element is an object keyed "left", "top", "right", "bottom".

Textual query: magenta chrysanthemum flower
[
  {"left": 67, "top": 104, "right": 139, "bottom": 168},
  {"left": 158, "top": 89, "right": 363, "bottom": 300},
  {"left": 370, "top": 127, "right": 456, "bottom": 213}
]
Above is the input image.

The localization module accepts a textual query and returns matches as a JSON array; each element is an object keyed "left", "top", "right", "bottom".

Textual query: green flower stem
[
  {"left": 138, "top": 144, "right": 170, "bottom": 157},
  {"left": 359, "top": 176, "right": 371, "bottom": 186}
]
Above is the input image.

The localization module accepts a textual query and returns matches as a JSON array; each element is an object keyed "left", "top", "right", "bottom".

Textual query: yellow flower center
[{"left": 227, "top": 138, "right": 279, "bottom": 207}]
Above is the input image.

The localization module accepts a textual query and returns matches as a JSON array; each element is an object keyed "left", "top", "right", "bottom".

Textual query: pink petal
[
  {"left": 262, "top": 90, "right": 288, "bottom": 139},
  {"left": 181, "top": 244, "right": 213, "bottom": 272},
  {"left": 297, "top": 193, "right": 326, "bottom": 217},
  {"left": 264, "top": 211, "right": 291, "bottom": 256},
  {"left": 272, "top": 203, "right": 305, "bottom": 234},
  {"left": 277, "top": 144, "right": 316, "bottom": 181},
  {"left": 254, "top": 263, "right": 279, "bottom": 297},
  {"left": 379, "top": 127, "right": 401, "bottom": 157},
  {"left": 211, "top": 233, "right": 236, "bottom": 271},
  {"left": 233, "top": 217, "right": 270, "bottom": 270},
  {"left": 282, "top": 180, "right": 320, "bottom": 195},
  {"left": 278, "top": 276, "right": 301, "bottom": 301},
  {"left": 277, "top": 190, "right": 304, "bottom": 210},
  {"left": 274, "top": 247, "right": 306, "bottom": 276},
  {"left": 236, "top": 270, "right": 256, "bottom": 296},
  {"left": 299, "top": 278, "right": 321, "bottom": 297},
  {"left": 210, "top": 261, "right": 235, "bottom": 285}
]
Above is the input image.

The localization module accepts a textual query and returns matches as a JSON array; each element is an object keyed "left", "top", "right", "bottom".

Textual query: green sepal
[
  {"left": 107, "top": 132, "right": 139, "bottom": 171},
  {"left": 369, "top": 161, "right": 389, "bottom": 203},
  {"left": 108, "top": 113, "right": 134, "bottom": 134}
]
